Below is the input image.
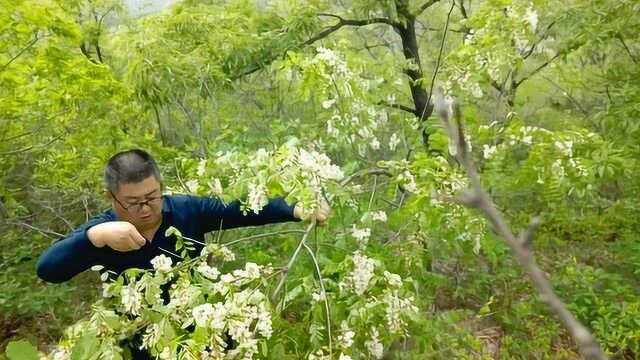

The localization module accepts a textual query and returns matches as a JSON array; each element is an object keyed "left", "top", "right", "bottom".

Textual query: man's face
[{"left": 110, "top": 176, "right": 163, "bottom": 230}]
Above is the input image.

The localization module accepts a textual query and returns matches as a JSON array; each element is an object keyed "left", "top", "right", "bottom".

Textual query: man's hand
[
  {"left": 87, "top": 221, "right": 147, "bottom": 252},
  {"left": 293, "top": 200, "right": 331, "bottom": 226}
]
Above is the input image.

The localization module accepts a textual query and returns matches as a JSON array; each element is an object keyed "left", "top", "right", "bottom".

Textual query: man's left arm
[{"left": 194, "top": 196, "right": 301, "bottom": 233}]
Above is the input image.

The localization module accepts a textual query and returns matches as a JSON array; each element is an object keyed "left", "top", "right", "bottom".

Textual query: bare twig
[
  {"left": 514, "top": 52, "right": 563, "bottom": 88},
  {"left": 271, "top": 222, "right": 316, "bottom": 301},
  {"left": 224, "top": 230, "right": 306, "bottom": 246},
  {"left": 7, "top": 221, "right": 64, "bottom": 239},
  {"left": 432, "top": 94, "right": 607, "bottom": 360},
  {"left": 415, "top": 0, "right": 441, "bottom": 17},
  {"left": 378, "top": 100, "right": 418, "bottom": 116},
  {"left": 340, "top": 168, "right": 392, "bottom": 187},
  {"left": 423, "top": 0, "right": 455, "bottom": 123}
]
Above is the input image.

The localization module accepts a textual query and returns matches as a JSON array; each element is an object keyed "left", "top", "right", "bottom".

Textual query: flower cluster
[
  {"left": 442, "top": 2, "right": 545, "bottom": 98},
  {"left": 150, "top": 254, "right": 172, "bottom": 273},
  {"left": 179, "top": 141, "right": 346, "bottom": 219},
  {"left": 342, "top": 251, "right": 377, "bottom": 296},
  {"left": 45, "top": 244, "right": 274, "bottom": 360},
  {"left": 351, "top": 225, "right": 371, "bottom": 247},
  {"left": 284, "top": 46, "right": 401, "bottom": 158}
]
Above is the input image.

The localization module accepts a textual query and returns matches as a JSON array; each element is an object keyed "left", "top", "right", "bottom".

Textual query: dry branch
[{"left": 433, "top": 94, "right": 607, "bottom": 360}]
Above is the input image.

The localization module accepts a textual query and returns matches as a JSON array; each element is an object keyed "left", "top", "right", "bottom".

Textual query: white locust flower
[
  {"left": 247, "top": 183, "right": 268, "bottom": 214},
  {"left": 349, "top": 251, "right": 376, "bottom": 295},
  {"left": 383, "top": 271, "right": 402, "bottom": 287},
  {"left": 140, "top": 323, "right": 162, "bottom": 350},
  {"left": 185, "top": 179, "right": 199, "bottom": 193},
  {"left": 483, "top": 144, "right": 498, "bottom": 159},
  {"left": 365, "top": 328, "right": 384, "bottom": 359},
  {"left": 389, "top": 133, "right": 400, "bottom": 151},
  {"left": 311, "top": 291, "right": 326, "bottom": 302},
  {"left": 371, "top": 211, "right": 387, "bottom": 222},
  {"left": 351, "top": 225, "right": 371, "bottom": 246},
  {"left": 208, "top": 178, "right": 223, "bottom": 196},
  {"left": 384, "top": 290, "right": 418, "bottom": 333},
  {"left": 150, "top": 254, "right": 172, "bottom": 273},
  {"left": 197, "top": 159, "right": 207, "bottom": 177},
  {"left": 525, "top": 6, "right": 539, "bottom": 32},
  {"left": 370, "top": 137, "right": 380, "bottom": 150},
  {"left": 192, "top": 303, "right": 215, "bottom": 328},
  {"left": 196, "top": 262, "right": 220, "bottom": 280},
  {"left": 322, "top": 99, "right": 336, "bottom": 109},
  {"left": 337, "top": 321, "right": 355, "bottom": 348},
  {"left": 121, "top": 283, "right": 142, "bottom": 316},
  {"left": 51, "top": 349, "right": 71, "bottom": 360},
  {"left": 255, "top": 303, "right": 273, "bottom": 338}
]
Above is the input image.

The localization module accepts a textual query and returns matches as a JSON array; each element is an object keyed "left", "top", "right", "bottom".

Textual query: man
[{"left": 36, "top": 149, "right": 329, "bottom": 283}]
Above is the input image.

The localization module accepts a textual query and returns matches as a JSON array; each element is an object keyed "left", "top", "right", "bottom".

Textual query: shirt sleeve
[
  {"left": 195, "top": 196, "right": 301, "bottom": 233},
  {"left": 36, "top": 212, "right": 113, "bottom": 283}
]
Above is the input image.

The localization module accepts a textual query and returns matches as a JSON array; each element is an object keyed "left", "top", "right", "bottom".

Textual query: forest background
[{"left": 1, "top": 0, "right": 639, "bottom": 358}]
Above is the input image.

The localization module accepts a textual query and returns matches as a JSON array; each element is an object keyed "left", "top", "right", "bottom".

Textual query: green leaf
[
  {"left": 268, "top": 343, "right": 286, "bottom": 359},
  {"left": 71, "top": 330, "right": 99, "bottom": 360},
  {"left": 165, "top": 226, "right": 183, "bottom": 239},
  {"left": 6, "top": 340, "right": 39, "bottom": 360}
]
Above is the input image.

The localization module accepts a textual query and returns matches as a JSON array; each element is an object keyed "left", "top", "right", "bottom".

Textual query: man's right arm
[{"left": 36, "top": 213, "right": 114, "bottom": 283}]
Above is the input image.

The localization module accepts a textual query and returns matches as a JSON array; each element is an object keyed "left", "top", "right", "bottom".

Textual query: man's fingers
[
  {"left": 130, "top": 231, "right": 146, "bottom": 247},
  {"left": 119, "top": 237, "right": 139, "bottom": 252}
]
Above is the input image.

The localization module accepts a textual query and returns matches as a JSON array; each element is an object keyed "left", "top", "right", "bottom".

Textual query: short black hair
[{"left": 104, "top": 149, "right": 162, "bottom": 193}]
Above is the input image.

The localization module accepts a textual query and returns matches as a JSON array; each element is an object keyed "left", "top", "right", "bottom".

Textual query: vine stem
[{"left": 271, "top": 221, "right": 316, "bottom": 302}]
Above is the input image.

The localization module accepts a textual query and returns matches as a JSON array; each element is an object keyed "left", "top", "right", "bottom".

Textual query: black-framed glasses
[{"left": 110, "top": 191, "right": 162, "bottom": 213}]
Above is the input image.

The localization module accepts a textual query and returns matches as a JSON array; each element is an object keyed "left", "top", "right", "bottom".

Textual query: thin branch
[
  {"left": 367, "top": 175, "right": 378, "bottom": 211},
  {"left": 540, "top": 75, "right": 589, "bottom": 115},
  {"left": 340, "top": 168, "right": 393, "bottom": 187},
  {"left": 224, "top": 230, "right": 307, "bottom": 246},
  {"left": 305, "top": 14, "right": 398, "bottom": 46},
  {"left": 317, "top": 13, "right": 398, "bottom": 28},
  {"left": 432, "top": 95, "right": 607, "bottom": 360},
  {"left": 236, "top": 14, "right": 397, "bottom": 79},
  {"left": 423, "top": 0, "right": 455, "bottom": 122},
  {"left": 80, "top": 42, "right": 97, "bottom": 64},
  {"left": 616, "top": 34, "right": 637, "bottom": 64},
  {"left": 415, "top": 0, "right": 441, "bottom": 17},
  {"left": 272, "top": 222, "right": 316, "bottom": 301},
  {"left": 522, "top": 21, "right": 557, "bottom": 60},
  {"left": 514, "top": 52, "right": 562, "bottom": 88},
  {"left": 0, "top": 33, "right": 40, "bottom": 73},
  {"left": 458, "top": 0, "right": 468, "bottom": 19},
  {"left": 7, "top": 221, "right": 65, "bottom": 239},
  {"left": 174, "top": 159, "right": 190, "bottom": 193},
  {"left": 518, "top": 216, "right": 541, "bottom": 249},
  {"left": 0, "top": 132, "right": 66, "bottom": 156},
  {"left": 378, "top": 100, "right": 418, "bottom": 115},
  {"left": 302, "top": 241, "right": 332, "bottom": 357}
]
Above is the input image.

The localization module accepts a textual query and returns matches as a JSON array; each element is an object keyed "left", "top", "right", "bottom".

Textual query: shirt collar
[{"left": 161, "top": 195, "right": 172, "bottom": 213}]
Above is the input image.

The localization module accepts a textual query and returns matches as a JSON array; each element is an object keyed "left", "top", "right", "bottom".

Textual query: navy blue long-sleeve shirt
[{"left": 36, "top": 194, "right": 300, "bottom": 283}]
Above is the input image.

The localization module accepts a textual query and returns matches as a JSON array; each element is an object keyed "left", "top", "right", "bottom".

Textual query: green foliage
[{"left": 5, "top": 340, "right": 38, "bottom": 360}]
